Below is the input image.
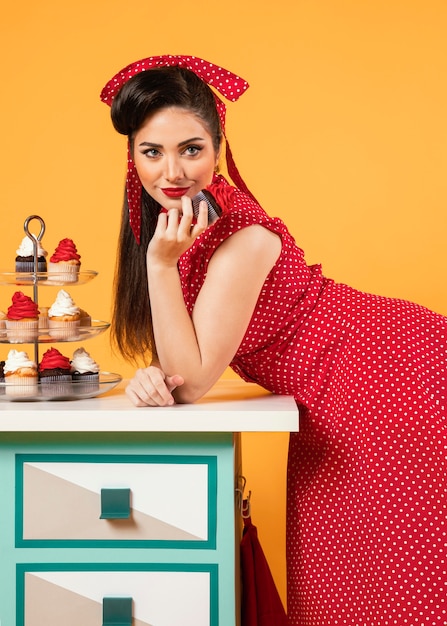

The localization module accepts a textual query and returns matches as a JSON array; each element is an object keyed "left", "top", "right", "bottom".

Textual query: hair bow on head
[
  {"left": 101, "top": 55, "right": 253, "bottom": 244},
  {"left": 100, "top": 54, "right": 249, "bottom": 130}
]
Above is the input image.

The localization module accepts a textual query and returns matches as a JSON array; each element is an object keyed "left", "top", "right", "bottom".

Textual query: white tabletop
[{"left": 0, "top": 379, "right": 299, "bottom": 433}]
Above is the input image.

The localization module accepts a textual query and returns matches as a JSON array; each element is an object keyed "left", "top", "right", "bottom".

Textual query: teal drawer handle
[
  {"left": 100, "top": 488, "right": 131, "bottom": 519},
  {"left": 103, "top": 596, "right": 133, "bottom": 626}
]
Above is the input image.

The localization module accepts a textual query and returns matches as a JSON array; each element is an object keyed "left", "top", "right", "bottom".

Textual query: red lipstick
[{"left": 161, "top": 187, "right": 190, "bottom": 198}]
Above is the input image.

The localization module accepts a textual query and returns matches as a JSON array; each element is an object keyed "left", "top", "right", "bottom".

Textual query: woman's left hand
[{"left": 125, "top": 365, "right": 185, "bottom": 407}]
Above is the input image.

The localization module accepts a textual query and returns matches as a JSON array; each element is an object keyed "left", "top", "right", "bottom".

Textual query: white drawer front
[
  {"left": 21, "top": 567, "right": 216, "bottom": 626},
  {"left": 19, "top": 455, "right": 216, "bottom": 544}
]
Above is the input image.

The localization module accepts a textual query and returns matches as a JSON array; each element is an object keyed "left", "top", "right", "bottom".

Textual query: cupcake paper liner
[
  {"left": 47, "top": 262, "right": 80, "bottom": 283},
  {"left": 5, "top": 320, "right": 39, "bottom": 343},
  {"left": 38, "top": 316, "right": 49, "bottom": 329},
  {"left": 48, "top": 319, "right": 80, "bottom": 340},
  {"left": 72, "top": 372, "right": 100, "bottom": 395},
  {"left": 15, "top": 260, "right": 47, "bottom": 274},
  {"left": 40, "top": 375, "right": 73, "bottom": 398},
  {"left": 5, "top": 375, "right": 38, "bottom": 398}
]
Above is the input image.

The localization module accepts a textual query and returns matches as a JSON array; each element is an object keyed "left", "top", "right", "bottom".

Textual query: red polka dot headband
[{"left": 100, "top": 54, "right": 253, "bottom": 244}]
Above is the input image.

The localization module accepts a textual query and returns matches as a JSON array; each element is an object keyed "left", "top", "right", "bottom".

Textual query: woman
[{"left": 101, "top": 55, "right": 446, "bottom": 624}]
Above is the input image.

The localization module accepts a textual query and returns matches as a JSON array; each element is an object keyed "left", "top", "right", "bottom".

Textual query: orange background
[{"left": 1, "top": 0, "right": 447, "bottom": 605}]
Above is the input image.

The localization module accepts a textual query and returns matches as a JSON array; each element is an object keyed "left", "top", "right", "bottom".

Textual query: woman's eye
[
  {"left": 183, "top": 145, "right": 202, "bottom": 156},
  {"left": 142, "top": 148, "right": 161, "bottom": 158}
]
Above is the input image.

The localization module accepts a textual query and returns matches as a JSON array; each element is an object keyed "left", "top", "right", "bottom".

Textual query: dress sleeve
[{"left": 178, "top": 187, "right": 289, "bottom": 314}]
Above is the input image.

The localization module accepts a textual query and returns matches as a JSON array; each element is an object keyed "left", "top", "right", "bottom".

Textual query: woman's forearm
[
  {"left": 147, "top": 224, "right": 282, "bottom": 403},
  {"left": 147, "top": 264, "right": 213, "bottom": 400}
]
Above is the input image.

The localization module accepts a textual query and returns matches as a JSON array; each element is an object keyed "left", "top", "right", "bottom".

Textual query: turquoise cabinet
[{"left": 0, "top": 380, "right": 298, "bottom": 625}]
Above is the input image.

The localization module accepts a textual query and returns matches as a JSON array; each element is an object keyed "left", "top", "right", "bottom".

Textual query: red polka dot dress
[{"left": 178, "top": 178, "right": 447, "bottom": 625}]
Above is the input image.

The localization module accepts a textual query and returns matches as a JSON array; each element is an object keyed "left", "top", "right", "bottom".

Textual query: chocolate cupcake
[
  {"left": 15, "top": 236, "right": 48, "bottom": 273},
  {"left": 0, "top": 360, "right": 5, "bottom": 395},
  {"left": 39, "top": 348, "right": 72, "bottom": 397},
  {"left": 71, "top": 347, "right": 100, "bottom": 394}
]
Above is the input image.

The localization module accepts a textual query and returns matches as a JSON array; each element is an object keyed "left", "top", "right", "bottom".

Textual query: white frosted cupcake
[
  {"left": 4, "top": 349, "right": 38, "bottom": 397},
  {"left": 71, "top": 347, "right": 100, "bottom": 394},
  {"left": 48, "top": 289, "right": 81, "bottom": 339},
  {"left": 15, "top": 236, "right": 48, "bottom": 274}
]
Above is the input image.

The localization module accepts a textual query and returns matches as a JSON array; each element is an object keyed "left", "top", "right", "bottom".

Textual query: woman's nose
[{"left": 164, "top": 157, "right": 183, "bottom": 182}]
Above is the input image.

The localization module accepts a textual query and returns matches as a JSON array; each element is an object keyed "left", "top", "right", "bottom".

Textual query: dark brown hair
[{"left": 109, "top": 66, "right": 222, "bottom": 363}]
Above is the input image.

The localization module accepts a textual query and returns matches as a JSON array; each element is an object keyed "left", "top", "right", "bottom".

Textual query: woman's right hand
[
  {"left": 125, "top": 365, "right": 185, "bottom": 407},
  {"left": 147, "top": 196, "right": 208, "bottom": 269}
]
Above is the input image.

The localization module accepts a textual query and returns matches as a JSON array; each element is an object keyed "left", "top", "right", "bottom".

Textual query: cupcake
[
  {"left": 6, "top": 291, "right": 39, "bottom": 343},
  {"left": 39, "top": 347, "right": 72, "bottom": 397},
  {"left": 38, "top": 306, "right": 49, "bottom": 330},
  {"left": 47, "top": 238, "right": 81, "bottom": 283},
  {"left": 79, "top": 308, "right": 92, "bottom": 327},
  {"left": 15, "top": 235, "right": 48, "bottom": 274},
  {"left": 0, "top": 360, "right": 5, "bottom": 395},
  {"left": 0, "top": 310, "right": 6, "bottom": 338},
  {"left": 48, "top": 289, "right": 81, "bottom": 339},
  {"left": 71, "top": 347, "right": 100, "bottom": 394},
  {"left": 4, "top": 349, "right": 38, "bottom": 397}
]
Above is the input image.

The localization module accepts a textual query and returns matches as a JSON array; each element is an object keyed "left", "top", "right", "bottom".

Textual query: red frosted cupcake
[
  {"left": 47, "top": 238, "right": 81, "bottom": 283},
  {"left": 6, "top": 291, "right": 39, "bottom": 342},
  {"left": 39, "top": 347, "right": 73, "bottom": 397}
]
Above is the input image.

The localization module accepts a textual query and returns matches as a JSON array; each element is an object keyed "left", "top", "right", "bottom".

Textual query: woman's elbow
[{"left": 172, "top": 381, "right": 213, "bottom": 404}]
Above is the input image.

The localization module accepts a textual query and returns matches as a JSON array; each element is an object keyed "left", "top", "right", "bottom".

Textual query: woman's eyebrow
[
  {"left": 138, "top": 141, "right": 162, "bottom": 148},
  {"left": 178, "top": 136, "right": 205, "bottom": 147},
  {"left": 138, "top": 137, "right": 206, "bottom": 149}
]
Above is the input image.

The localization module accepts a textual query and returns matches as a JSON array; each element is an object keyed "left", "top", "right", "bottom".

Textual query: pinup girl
[{"left": 101, "top": 55, "right": 446, "bottom": 625}]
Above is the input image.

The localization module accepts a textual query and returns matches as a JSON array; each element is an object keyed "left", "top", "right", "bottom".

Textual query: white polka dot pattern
[
  {"left": 125, "top": 141, "right": 143, "bottom": 244},
  {"left": 179, "top": 177, "right": 447, "bottom": 624},
  {"left": 100, "top": 54, "right": 249, "bottom": 107}
]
